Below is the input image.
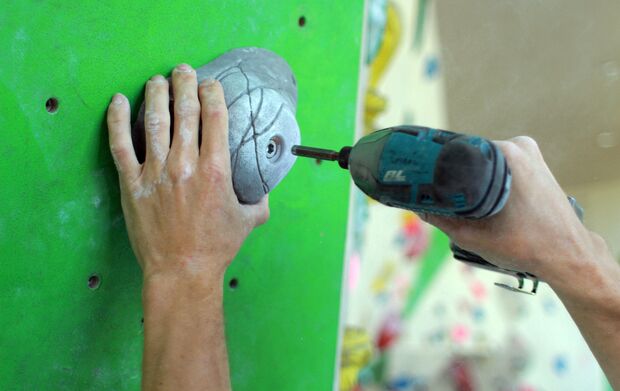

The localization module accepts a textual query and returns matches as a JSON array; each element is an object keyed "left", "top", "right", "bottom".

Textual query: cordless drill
[{"left": 292, "top": 125, "right": 582, "bottom": 295}]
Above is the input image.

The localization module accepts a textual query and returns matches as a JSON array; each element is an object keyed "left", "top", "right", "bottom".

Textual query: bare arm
[
  {"left": 424, "top": 136, "right": 620, "bottom": 389},
  {"left": 106, "top": 64, "right": 269, "bottom": 391}
]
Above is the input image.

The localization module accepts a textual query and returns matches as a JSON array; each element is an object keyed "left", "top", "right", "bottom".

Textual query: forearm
[
  {"left": 424, "top": 138, "right": 620, "bottom": 387},
  {"left": 545, "top": 234, "right": 620, "bottom": 389},
  {"left": 142, "top": 270, "right": 231, "bottom": 391}
]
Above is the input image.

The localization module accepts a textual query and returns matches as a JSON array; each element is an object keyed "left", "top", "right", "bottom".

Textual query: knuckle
[
  {"left": 107, "top": 111, "right": 127, "bottom": 126},
  {"left": 144, "top": 110, "right": 168, "bottom": 132},
  {"left": 511, "top": 136, "right": 540, "bottom": 153},
  {"left": 167, "top": 171, "right": 181, "bottom": 184},
  {"left": 498, "top": 141, "right": 523, "bottom": 163},
  {"left": 107, "top": 117, "right": 125, "bottom": 127},
  {"left": 166, "top": 161, "right": 183, "bottom": 182},
  {"left": 201, "top": 161, "right": 229, "bottom": 186},
  {"left": 204, "top": 103, "right": 227, "bottom": 121},
  {"left": 176, "top": 97, "right": 200, "bottom": 117},
  {"left": 110, "top": 146, "right": 128, "bottom": 164},
  {"left": 207, "top": 167, "right": 226, "bottom": 185}
]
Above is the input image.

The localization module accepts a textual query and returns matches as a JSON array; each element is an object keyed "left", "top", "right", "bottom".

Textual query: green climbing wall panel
[{"left": 0, "top": 2, "right": 364, "bottom": 390}]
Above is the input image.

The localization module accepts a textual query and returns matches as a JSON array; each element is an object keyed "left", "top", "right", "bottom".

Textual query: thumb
[{"left": 242, "top": 195, "right": 270, "bottom": 228}]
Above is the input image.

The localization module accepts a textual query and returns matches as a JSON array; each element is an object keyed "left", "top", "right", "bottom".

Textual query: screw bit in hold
[{"left": 291, "top": 146, "right": 351, "bottom": 169}]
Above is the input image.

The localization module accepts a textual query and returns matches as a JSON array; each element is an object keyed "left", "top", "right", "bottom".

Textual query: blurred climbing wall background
[{"left": 341, "top": 1, "right": 619, "bottom": 390}]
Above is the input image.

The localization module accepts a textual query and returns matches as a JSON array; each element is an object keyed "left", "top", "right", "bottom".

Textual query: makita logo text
[{"left": 383, "top": 170, "right": 407, "bottom": 182}]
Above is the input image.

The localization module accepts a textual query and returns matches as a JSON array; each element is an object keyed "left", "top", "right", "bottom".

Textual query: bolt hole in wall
[
  {"left": 87, "top": 274, "right": 101, "bottom": 290},
  {"left": 298, "top": 16, "right": 306, "bottom": 27},
  {"left": 45, "top": 97, "right": 59, "bottom": 114},
  {"left": 229, "top": 278, "right": 239, "bottom": 289}
]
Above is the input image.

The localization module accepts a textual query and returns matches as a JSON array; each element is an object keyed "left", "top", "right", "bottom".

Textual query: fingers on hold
[
  {"left": 172, "top": 65, "right": 200, "bottom": 114},
  {"left": 199, "top": 79, "right": 230, "bottom": 159},
  {"left": 203, "top": 81, "right": 227, "bottom": 122},
  {"left": 107, "top": 94, "right": 140, "bottom": 179},
  {"left": 144, "top": 76, "right": 171, "bottom": 166},
  {"left": 199, "top": 79, "right": 226, "bottom": 117},
  {"left": 171, "top": 64, "right": 200, "bottom": 156},
  {"left": 145, "top": 76, "right": 171, "bottom": 134}
]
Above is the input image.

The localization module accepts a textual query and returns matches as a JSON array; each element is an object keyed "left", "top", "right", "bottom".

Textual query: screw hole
[
  {"left": 229, "top": 278, "right": 239, "bottom": 289},
  {"left": 88, "top": 274, "right": 101, "bottom": 290},
  {"left": 141, "top": 317, "right": 144, "bottom": 325},
  {"left": 267, "top": 137, "right": 281, "bottom": 159},
  {"left": 45, "top": 97, "right": 59, "bottom": 114},
  {"left": 298, "top": 16, "right": 306, "bottom": 27}
]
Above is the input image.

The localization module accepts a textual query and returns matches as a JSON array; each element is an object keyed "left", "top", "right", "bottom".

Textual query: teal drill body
[{"left": 346, "top": 126, "right": 511, "bottom": 219}]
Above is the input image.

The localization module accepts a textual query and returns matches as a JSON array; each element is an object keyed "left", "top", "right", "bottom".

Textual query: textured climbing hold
[{"left": 133, "top": 47, "right": 300, "bottom": 204}]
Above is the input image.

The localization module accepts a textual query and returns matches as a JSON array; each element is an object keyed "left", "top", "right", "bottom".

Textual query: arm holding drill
[{"left": 426, "top": 137, "right": 620, "bottom": 389}]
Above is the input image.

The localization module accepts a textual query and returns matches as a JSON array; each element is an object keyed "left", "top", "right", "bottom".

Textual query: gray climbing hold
[{"left": 132, "top": 47, "right": 300, "bottom": 204}]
